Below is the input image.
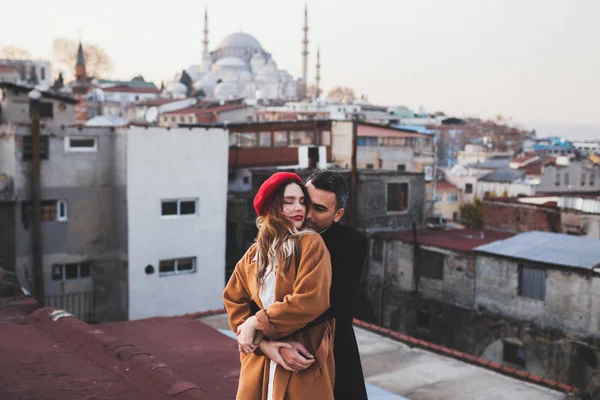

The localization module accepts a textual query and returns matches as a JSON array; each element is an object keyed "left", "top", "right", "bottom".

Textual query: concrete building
[
  {"left": 457, "top": 144, "right": 513, "bottom": 166},
  {"left": 0, "top": 58, "right": 52, "bottom": 87},
  {"left": 0, "top": 66, "right": 20, "bottom": 84},
  {"left": 158, "top": 103, "right": 254, "bottom": 127},
  {"left": 0, "top": 82, "right": 77, "bottom": 126},
  {"left": 0, "top": 123, "right": 228, "bottom": 322},
  {"left": 433, "top": 180, "right": 461, "bottom": 221},
  {"left": 476, "top": 167, "right": 537, "bottom": 198},
  {"left": 537, "top": 159, "right": 600, "bottom": 193}
]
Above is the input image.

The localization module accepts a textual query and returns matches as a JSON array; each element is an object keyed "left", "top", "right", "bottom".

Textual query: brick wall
[{"left": 483, "top": 199, "right": 561, "bottom": 233}]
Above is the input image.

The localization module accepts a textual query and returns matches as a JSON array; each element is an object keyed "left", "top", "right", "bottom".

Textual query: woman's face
[{"left": 282, "top": 183, "right": 307, "bottom": 229}]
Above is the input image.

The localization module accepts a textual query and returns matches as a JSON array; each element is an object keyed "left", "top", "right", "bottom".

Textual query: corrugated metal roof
[{"left": 474, "top": 231, "right": 600, "bottom": 270}]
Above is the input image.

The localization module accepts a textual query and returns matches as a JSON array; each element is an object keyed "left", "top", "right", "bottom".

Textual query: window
[
  {"left": 423, "top": 166, "right": 433, "bottom": 181},
  {"left": 591, "top": 172, "right": 596, "bottom": 186},
  {"left": 159, "top": 257, "right": 196, "bottom": 276},
  {"left": 372, "top": 240, "right": 383, "bottom": 261},
  {"left": 273, "top": 131, "right": 288, "bottom": 147},
  {"left": 421, "top": 250, "right": 444, "bottom": 280},
  {"left": 40, "top": 102, "right": 53, "bottom": 118},
  {"left": 22, "top": 135, "right": 49, "bottom": 160},
  {"left": 564, "top": 172, "right": 570, "bottom": 186},
  {"left": 51, "top": 262, "right": 91, "bottom": 281},
  {"left": 397, "top": 164, "right": 406, "bottom": 172},
  {"left": 581, "top": 173, "right": 586, "bottom": 186},
  {"left": 161, "top": 199, "right": 198, "bottom": 216},
  {"left": 555, "top": 172, "right": 561, "bottom": 186},
  {"left": 40, "top": 67, "right": 46, "bottom": 80},
  {"left": 21, "top": 200, "right": 68, "bottom": 228},
  {"left": 259, "top": 132, "right": 272, "bottom": 147},
  {"left": 518, "top": 265, "right": 546, "bottom": 300},
  {"left": 465, "top": 183, "right": 473, "bottom": 194},
  {"left": 434, "top": 194, "right": 443, "bottom": 203},
  {"left": 366, "top": 163, "right": 374, "bottom": 169},
  {"left": 503, "top": 341, "right": 526, "bottom": 368},
  {"left": 65, "top": 137, "right": 98, "bottom": 153},
  {"left": 321, "top": 131, "right": 331, "bottom": 146},
  {"left": 242, "top": 176, "right": 250, "bottom": 184},
  {"left": 238, "top": 133, "right": 258, "bottom": 148},
  {"left": 446, "top": 192, "right": 458, "bottom": 203},
  {"left": 387, "top": 183, "right": 408, "bottom": 212}
]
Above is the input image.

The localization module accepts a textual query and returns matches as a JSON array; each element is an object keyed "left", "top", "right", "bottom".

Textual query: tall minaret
[
  {"left": 301, "top": 4, "right": 309, "bottom": 97},
  {"left": 201, "top": 6, "right": 212, "bottom": 73},
  {"left": 315, "top": 46, "right": 321, "bottom": 99},
  {"left": 203, "top": 6, "right": 209, "bottom": 54}
]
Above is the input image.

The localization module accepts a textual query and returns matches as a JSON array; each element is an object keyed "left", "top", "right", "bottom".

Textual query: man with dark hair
[{"left": 279, "top": 170, "right": 369, "bottom": 399}]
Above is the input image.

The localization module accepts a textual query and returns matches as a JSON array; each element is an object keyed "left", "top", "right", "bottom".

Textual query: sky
[{"left": 1, "top": 0, "right": 599, "bottom": 137}]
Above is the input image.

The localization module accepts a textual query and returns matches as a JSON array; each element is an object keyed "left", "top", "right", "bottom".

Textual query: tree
[
  {"left": 460, "top": 198, "right": 483, "bottom": 229},
  {"left": 52, "top": 38, "right": 113, "bottom": 81},
  {"left": 326, "top": 86, "right": 356, "bottom": 104},
  {"left": 0, "top": 46, "right": 31, "bottom": 59}
]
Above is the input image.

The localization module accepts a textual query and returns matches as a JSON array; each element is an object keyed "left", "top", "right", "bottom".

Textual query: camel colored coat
[{"left": 223, "top": 232, "right": 335, "bottom": 400}]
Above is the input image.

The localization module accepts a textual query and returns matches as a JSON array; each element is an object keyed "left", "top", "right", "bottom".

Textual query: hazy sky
[{"left": 1, "top": 0, "right": 599, "bottom": 133}]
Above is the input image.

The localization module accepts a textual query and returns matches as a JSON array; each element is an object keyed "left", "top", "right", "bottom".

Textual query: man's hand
[
  {"left": 259, "top": 341, "right": 298, "bottom": 372},
  {"left": 280, "top": 341, "right": 315, "bottom": 372},
  {"left": 237, "top": 316, "right": 261, "bottom": 354}
]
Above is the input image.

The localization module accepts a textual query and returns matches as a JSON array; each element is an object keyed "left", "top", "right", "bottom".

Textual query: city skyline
[{"left": 1, "top": 0, "right": 599, "bottom": 134}]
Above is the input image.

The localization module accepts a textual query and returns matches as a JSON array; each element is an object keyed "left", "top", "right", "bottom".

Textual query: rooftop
[
  {"left": 479, "top": 166, "right": 526, "bottom": 183},
  {"left": 475, "top": 231, "right": 600, "bottom": 270},
  {"left": 436, "top": 180, "right": 460, "bottom": 191},
  {"left": 101, "top": 84, "right": 161, "bottom": 94},
  {"left": 162, "top": 103, "right": 248, "bottom": 116},
  {"left": 372, "top": 228, "right": 514, "bottom": 252},
  {"left": 467, "top": 157, "right": 512, "bottom": 170},
  {"left": 0, "top": 82, "right": 79, "bottom": 104}
]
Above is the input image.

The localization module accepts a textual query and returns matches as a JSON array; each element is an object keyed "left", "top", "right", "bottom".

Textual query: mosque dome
[
  {"left": 193, "top": 74, "right": 218, "bottom": 95},
  {"left": 214, "top": 81, "right": 238, "bottom": 100},
  {"left": 168, "top": 82, "right": 188, "bottom": 96},
  {"left": 217, "top": 33, "right": 263, "bottom": 52},
  {"left": 212, "top": 57, "right": 249, "bottom": 70}
]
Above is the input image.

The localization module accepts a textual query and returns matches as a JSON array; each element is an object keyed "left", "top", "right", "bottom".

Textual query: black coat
[{"left": 320, "top": 222, "right": 368, "bottom": 400}]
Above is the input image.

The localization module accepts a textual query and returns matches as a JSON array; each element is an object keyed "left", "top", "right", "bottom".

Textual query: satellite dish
[{"left": 145, "top": 107, "right": 158, "bottom": 123}]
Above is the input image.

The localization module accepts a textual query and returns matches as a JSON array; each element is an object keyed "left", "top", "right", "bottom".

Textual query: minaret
[
  {"left": 201, "top": 6, "right": 212, "bottom": 73},
  {"left": 203, "top": 6, "right": 209, "bottom": 55},
  {"left": 315, "top": 46, "right": 321, "bottom": 99},
  {"left": 75, "top": 41, "right": 86, "bottom": 82},
  {"left": 301, "top": 4, "right": 309, "bottom": 97}
]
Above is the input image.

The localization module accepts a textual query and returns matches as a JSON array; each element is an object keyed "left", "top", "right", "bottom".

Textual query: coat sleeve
[
  {"left": 222, "top": 252, "right": 253, "bottom": 333},
  {"left": 255, "top": 233, "right": 332, "bottom": 340}
]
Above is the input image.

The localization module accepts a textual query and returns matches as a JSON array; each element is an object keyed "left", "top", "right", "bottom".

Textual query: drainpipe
[
  {"left": 29, "top": 90, "right": 44, "bottom": 305},
  {"left": 348, "top": 114, "right": 358, "bottom": 227}
]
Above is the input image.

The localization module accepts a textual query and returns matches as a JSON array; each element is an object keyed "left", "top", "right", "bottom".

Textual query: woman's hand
[
  {"left": 259, "top": 341, "right": 298, "bottom": 372},
  {"left": 237, "top": 316, "right": 262, "bottom": 354}
]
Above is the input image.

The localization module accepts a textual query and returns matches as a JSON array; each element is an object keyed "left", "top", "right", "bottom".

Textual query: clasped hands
[{"left": 236, "top": 316, "right": 316, "bottom": 373}]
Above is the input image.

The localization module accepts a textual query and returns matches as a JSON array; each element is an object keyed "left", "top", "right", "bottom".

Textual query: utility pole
[
  {"left": 348, "top": 114, "right": 359, "bottom": 227},
  {"left": 29, "top": 90, "right": 44, "bottom": 305}
]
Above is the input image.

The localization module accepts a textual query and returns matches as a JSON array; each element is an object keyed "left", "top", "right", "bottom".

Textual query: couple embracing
[{"left": 223, "top": 170, "right": 368, "bottom": 399}]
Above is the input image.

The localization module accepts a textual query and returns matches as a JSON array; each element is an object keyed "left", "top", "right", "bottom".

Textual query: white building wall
[
  {"left": 476, "top": 181, "right": 536, "bottom": 198},
  {"left": 127, "top": 126, "right": 228, "bottom": 320},
  {"left": 331, "top": 120, "right": 353, "bottom": 168}
]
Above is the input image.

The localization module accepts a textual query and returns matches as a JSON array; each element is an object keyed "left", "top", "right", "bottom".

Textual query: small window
[
  {"left": 387, "top": 183, "right": 408, "bottom": 212},
  {"left": 423, "top": 166, "right": 433, "bottom": 181},
  {"left": 65, "top": 137, "right": 97, "bottom": 153},
  {"left": 366, "top": 163, "right": 374, "bottom": 169},
  {"left": 242, "top": 176, "right": 250, "bottom": 184},
  {"left": 159, "top": 257, "right": 197, "bottom": 276},
  {"left": 421, "top": 250, "right": 444, "bottom": 280},
  {"left": 465, "top": 183, "right": 473, "bottom": 194},
  {"left": 21, "top": 200, "right": 67, "bottom": 228},
  {"left": 39, "top": 102, "right": 53, "bottom": 118},
  {"left": 503, "top": 341, "right": 526, "bottom": 368},
  {"left": 518, "top": 265, "right": 546, "bottom": 300},
  {"left": 581, "top": 173, "right": 586, "bottom": 186},
  {"left": 446, "top": 192, "right": 458, "bottom": 203},
  {"left": 161, "top": 199, "right": 198, "bottom": 217},
  {"left": 57, "top": 200, "right": 68, "bottom": 222},
  {"left": 40, "top": 66, "right": 46, "bottom": 80},
  {"left": 51, "top": 262, "right": 92, "bottom": 281},
  {"left": 555, "top": 172, "right": 561, "bottom": 186},
  {"left": 591, "top": 172, "right": 596, "bottom": 186},
  {"left": 564, "top": 172, "right": 570, "bottom": 186},
  {"left": 434, "top": 194, "right": 443, "bottom": 203},
  {"left": 372, "top": 240, "right": 383, "bottom": 261},
  {"left": 259, "top": 132, "right": 272, "bottom": 147},
  {"left": 397, "top": 164, "right": 406, "bottom": 172},
  {"left": 22, "top": 135, "right": 49, "bottom": 160}
]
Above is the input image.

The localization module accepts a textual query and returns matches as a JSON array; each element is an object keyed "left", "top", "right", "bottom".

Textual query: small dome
[
  {"left": 213, "top": 57, "right": 248, "bottom": 69},
  {"left": 168, "top": 82, "right": 188, "bottom": 94},
  {"left": 217, "top": 33, "right": 263, "bottom": 51},
  {"left": 214, "top": 81, "right": 238, "bottom": 100},
  {"left": 193, "top": 74, "right": 218, "bottom": 94}
]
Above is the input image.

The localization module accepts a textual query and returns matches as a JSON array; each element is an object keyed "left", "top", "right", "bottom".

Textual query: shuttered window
[
  {"left": 518, "top": 265, "right": 546, "bottom": 300},
  {"left": 387, "top": 183, "right": 408, "bottom": 212}
]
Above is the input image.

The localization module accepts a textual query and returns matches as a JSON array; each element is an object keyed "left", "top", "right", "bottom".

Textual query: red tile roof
[
  {"left": 102, "top": 85, "right": 161, "bottom": 94},
  {"left": 436, "top": 180, "right": 459, "bottom": 191},
  {"left": 133, "top": 98, "right": 187, "bottom": 106},
  {"left": 372, "top": 228, "right": 514, "bottom": 252},
  {"left": 0, "top": 66, "right": 17, "bottom": 73},
  {"left": 162, "top": 103, "right": 247, "bottom": 116}
]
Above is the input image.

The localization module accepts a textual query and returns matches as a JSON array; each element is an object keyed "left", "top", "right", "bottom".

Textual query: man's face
[{"left": 305, "top": 182, "right": 344, "bottom": 232}]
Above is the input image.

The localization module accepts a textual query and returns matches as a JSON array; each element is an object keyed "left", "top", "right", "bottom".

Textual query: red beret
[{"left": 254, "top": 172, "right": 303, "bottom": 216}]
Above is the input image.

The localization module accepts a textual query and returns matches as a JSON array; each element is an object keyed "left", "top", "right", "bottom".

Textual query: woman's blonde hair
[{"left": 255, "top": 180, "right": 312, "bottom": 284}]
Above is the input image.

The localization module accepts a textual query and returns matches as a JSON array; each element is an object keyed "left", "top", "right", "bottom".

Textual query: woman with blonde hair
[{"left": 223, "top": 172, "right": 335, "bottom": 400}]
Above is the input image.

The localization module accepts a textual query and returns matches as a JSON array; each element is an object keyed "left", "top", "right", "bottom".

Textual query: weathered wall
[{"left": 483, "top": 200, "right": 561, "bottom": 233}]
